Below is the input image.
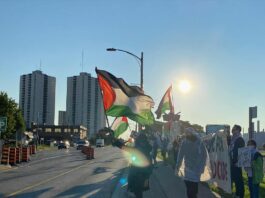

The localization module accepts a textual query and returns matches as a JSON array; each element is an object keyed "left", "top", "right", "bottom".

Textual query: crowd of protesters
[
  {"left": 147, "top": 124, "right": 264, "bottom": 198},
  {"left": 112, "top": 123, "right": 264, "bottom": 198}
]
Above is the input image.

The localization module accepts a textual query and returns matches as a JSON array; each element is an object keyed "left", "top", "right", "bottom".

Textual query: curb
[{"left": 0, "top": 164, "right": 12, "bottom": 172}]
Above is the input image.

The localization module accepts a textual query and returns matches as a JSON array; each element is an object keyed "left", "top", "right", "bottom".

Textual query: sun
[{"left": 178, "top": 80, "right": 191, "bottom": 93}]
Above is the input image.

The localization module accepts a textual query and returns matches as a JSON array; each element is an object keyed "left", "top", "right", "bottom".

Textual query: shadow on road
[
  {"left": 55, "top": 168, "right": 125, "bottom": 198},
  {"left": 93, "top": 167, "right": 109, "bottom": 175}
]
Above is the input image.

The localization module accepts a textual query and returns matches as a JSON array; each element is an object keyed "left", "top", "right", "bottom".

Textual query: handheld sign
[{"left": 238, "top": 147, "right": 252, "bottom": 168}]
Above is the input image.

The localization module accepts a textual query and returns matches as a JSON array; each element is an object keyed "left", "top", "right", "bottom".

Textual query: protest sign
[
  {"left": 203, "top": 132, "right": 231, "bottom": 193},
  {"left": 237, "top": 147, "right": 252, "bottom": 168}
]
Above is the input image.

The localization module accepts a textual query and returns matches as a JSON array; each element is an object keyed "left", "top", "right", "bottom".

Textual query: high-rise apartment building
[
  {"left": 58, "top": 111, "right": 67, "bottom": 125},
  {"left": 66, "top": 72, "right": 105, "bottom": 137},
  {"left": 19, "top": 70, "right": 56, "bottom": 128}
]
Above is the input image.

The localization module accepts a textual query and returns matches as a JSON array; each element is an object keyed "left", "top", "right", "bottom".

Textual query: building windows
[
  {"left": 74, "top": 129, "right": 79, "bottom": 133},
  {"left": 64, "top": 128, "right": 71, "bottom": 133},
  {"left": 45, "top": 128, "right": 52, "bottom": 132},
  {"left": 55, "top": 128, "right": 61, "bottom": 133}
]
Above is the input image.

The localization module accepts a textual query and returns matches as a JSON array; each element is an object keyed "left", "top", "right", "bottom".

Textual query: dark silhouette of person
[{"left": 127, "top": 133, "right": 152, "bottom": 198}]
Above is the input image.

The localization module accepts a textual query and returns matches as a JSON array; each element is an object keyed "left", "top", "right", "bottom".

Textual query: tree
[
  {"left": 191, "top": 124, "right": 204, "bottom": 133},
  {"left": 0, "top": 92, "right": 25, "bottom": 139},
  {"left": 179, "top": 120, "right": 204, "bottom": 133}
]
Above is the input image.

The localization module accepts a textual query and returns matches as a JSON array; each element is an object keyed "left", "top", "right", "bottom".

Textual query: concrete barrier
[{"left": 1, "top": 147, "right": 10, "bottom": 165}]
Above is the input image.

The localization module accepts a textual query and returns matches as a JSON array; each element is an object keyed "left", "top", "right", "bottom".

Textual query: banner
[{"left": 203, "top": 132, "right": 231, "bottom": 193}]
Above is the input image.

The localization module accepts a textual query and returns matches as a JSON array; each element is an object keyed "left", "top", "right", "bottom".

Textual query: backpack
[{"left": 252, "top": 152, "right": 264, "bottom": 184}]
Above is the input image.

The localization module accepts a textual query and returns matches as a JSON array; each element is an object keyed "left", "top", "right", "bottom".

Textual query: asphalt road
[{"left": 0, "top": 146, "right": 127, "bottom": 198}]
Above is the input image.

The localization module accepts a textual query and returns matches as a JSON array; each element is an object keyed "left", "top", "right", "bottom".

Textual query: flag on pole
[
  {"left": 155, "top": 85, "right": 174, "bottom": 119},
  {"left": 95, "top": 68, "right": 155, "bottom": 125},
  {"left": 111, "top": 116, "right": 130, "bottom": 138}
]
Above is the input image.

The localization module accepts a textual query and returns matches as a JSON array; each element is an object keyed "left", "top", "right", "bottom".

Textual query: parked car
[
  {"left": 96, "top": 139, "right": 104, "bottom": 147},
  {"left": 58, "top": 141, "right": 70, "bottom": 149},
  {"left": 76, "top": 140, "right": 89, "bottom": 150}
]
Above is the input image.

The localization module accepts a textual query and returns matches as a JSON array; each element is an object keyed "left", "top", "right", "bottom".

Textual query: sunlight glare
[{"left": 178, "top": 80, "right": 191, "bottom": 93}]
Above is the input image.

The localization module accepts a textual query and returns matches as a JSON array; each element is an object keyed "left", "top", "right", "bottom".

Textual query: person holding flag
[
  {"left": 155, "top": 85, "right": 174, "bottom": 119},
  {"left": 155, "top": 85, "right": 175, "bottom": 164},
  {"left": 96, "top": 68, "right": 154, "bottom": 197}
]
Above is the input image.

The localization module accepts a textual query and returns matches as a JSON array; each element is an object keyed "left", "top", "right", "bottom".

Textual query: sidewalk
[
  {"left": 0, "top": 164, "right": 14, "bottom": 172},
  {"left": 112, "top": 162, "right": 220, "bottom": 198}
]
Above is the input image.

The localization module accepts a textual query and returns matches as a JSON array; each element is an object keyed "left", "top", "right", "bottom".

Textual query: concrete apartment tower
[
  {"left": 19, "top": 70, "right": 56, "bottom": 128},
  {"left": 58, "top": 111, "right": 67, "bottom": 125},
  {"left": 66, "top": 72, "right": 105, "bottom": 137}
]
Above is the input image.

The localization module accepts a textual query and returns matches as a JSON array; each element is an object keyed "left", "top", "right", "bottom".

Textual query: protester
[
  {"left": 161, "top": 135, "right": 169, "bottom": 164},
  {"left": 168, "top": 137, "right": 181, "bottom": 169},
  {"left": 173, "top": 137, "right": 181, "bottom": 164},
  {"left": 175, "top": 127, "right": 208, "bottom": 198},
  {"left": 151, "top": 132, "right": 160, "bottom": 166},
  {"left": 127, "top": 133, "right": 153, "bottom": 198},
  {"left": 245, "top": 140, "right": 264, "bottom": 198},
  {"left": 229, "top": 124, "right": 245, "bottom": 198}
]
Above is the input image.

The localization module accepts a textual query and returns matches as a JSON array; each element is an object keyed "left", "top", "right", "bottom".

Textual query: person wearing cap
[
  {"left": 229, "top": 124, "right": 245, "bottom": 198},
  {"left": 175, "top": 127, "right": 208, "bottom": 198}
]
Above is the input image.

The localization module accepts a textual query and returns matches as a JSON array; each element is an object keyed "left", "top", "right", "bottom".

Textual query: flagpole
[
  {"left": 111, "top": 117, "right": 118, "bottom": 128},
  {"left": 169, "top": 84, "right": 174, "bottom": 130},
  {"left": 96, "top": 68, "right": 110, "bottom": 128},
  {"left": 170, "top": 84, "right": 175, "bottom": 114}
]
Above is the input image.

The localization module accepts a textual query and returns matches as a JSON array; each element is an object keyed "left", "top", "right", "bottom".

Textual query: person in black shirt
[{"left": 230, "top": 125, "right": 245, "bottom": 198}]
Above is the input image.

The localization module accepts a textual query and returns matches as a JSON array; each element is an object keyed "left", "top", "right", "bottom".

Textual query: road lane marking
[
  {"left": 7, "top": 161, "right": 92, "bottom": 197},
  {"left": 29, "top": 153, "right": 74, "bottom": 164}
]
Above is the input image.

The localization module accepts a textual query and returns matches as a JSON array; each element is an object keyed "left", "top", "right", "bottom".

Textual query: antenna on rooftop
[
  {"left": 81, "top": 49, "right": 84, "bottom": 72},
  {"left": 39, "top": 59, "right": 42, "bottom": 71}
]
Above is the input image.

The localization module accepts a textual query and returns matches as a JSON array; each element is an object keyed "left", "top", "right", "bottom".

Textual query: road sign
[{"left": 0, "top": 117, "right": 7, "bottom": 131}]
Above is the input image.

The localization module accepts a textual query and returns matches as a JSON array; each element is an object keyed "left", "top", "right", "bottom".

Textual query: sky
[{"left": 0, "top": 0, "right": 265, "bottom": 132}]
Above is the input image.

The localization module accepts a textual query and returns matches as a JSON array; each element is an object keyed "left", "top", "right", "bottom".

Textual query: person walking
[
  {"left": 245, "top": 140, "right": 264, "bottom": 198},
  {"left": 151, "top": 132, "right": 159, "bottom": 166},
  {"left": 175, "top": 127, "right": 208, "bottom": 198},
  {"left": 230, "top": 124, "right": 245, "bottom": 198},
  {"left": 127, "top": 133, "right": 153, "bottom": 198},
  {"left": 161, "top": 135, "right": 168, "bottom": 164}
]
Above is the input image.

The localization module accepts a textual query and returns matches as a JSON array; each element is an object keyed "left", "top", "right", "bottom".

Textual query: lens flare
[
  {"left": 122, "top": 147, "right": 150, "bottom": 167},
  {"left": 119, "top": 177, "right": 127, "bottom": 186}
]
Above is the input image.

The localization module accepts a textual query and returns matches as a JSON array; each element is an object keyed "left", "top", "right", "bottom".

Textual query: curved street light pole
[
  {"left": 106, "top": 48, "right": 143, "bottom": 90},
  {"left": 107, "top": 48, "right": 144, "bottom": 131}
]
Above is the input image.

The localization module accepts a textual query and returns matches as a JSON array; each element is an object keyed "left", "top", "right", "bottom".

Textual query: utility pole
[{"left": 249, "top": 106, "right": 257, "bottom": 140}]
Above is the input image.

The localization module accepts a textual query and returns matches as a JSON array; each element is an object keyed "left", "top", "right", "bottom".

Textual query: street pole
[
  {"left": 249, "top": 108, "right": 252, "bottom": 140},
  {"left": 140, "top": 52, "right": 143, "bottom": 90},
  {"left": 106, "top": 48, "right": 144, "bottom": 132}
]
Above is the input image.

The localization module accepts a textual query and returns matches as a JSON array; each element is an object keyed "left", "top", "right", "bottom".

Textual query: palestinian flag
[
  {"left": 111, "top": 116, "right": 130, "bottom": 138},
  {"left": 155, "top": 85, "right": 174, "bottom": 119},
  {"left": 96, "top": 68, "right": 155, "bottom": 125}
]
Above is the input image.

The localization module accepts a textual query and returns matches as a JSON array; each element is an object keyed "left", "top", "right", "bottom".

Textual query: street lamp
[
  {"left": 106, "top": 48, "right": 144, "bottom": 90},
  {"left": 107, "top": 48, "right": 144, "bottom": 131}
]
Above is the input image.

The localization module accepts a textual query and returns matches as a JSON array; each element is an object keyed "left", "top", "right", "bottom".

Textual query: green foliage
[
  {"left": 209, "top": 171, "right": 265, "bottom": 198},
  {"left": 0, "top": 91, "right": 25, "bottom": 139},
  {"left": 179, "top": 120, "right": 204, "bottom": 133}
]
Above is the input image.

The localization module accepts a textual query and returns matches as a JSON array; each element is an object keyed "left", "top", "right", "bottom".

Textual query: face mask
[{"left": 248, "top": 145, "right": 255, "bottom": 149}]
